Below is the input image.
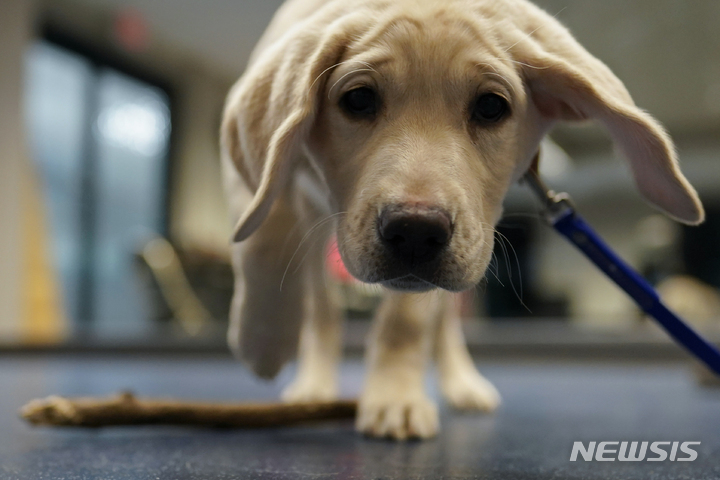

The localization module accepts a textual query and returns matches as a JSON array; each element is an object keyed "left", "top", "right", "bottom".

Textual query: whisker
[
  {"left": 488, "top": 249, "right": 503, "bottom": 286},
  {"left": 279, "top": 218, "right": 304, "bottom": 259},
  {"left": 280, "top": 211, "right": 346, "bottom": 291},
  {"left": 409, "top": 274, "right": 441, "bottom": 290},
  {"left": 502, "top": 6, "right": 567, "bottom": 53},
  {"left": 478, "top": 220, "right": 532, "bottom": 313},
  {"left": 481, "top": 72, "right": 516, "bottom": 94},
  {"left": 494, "top": 231, "right": 513, "bottom": 290},
  {"left": 328, "top": 68, "right": 376, "bottom": 98},
  {"left": 352, "top": 60, "right": 379, "bottom": 73},
  {"left": 491, "top": 249, "right": 500, "bottom": 276},
  {"left": 478, "top": 235, "right": 503, "bottom": 286},
  {"left": 476, "top": 62, "right": 499, "bottom": 74},
  {"left": 495, "top": 229, "right": 532, "bottom": 314},
  {"left": 291, "top": 230, "right": 327, "bottom": 275},
  {"left": 509, "top": 59, "right": 551, "bottom": 70},
  {"left": 310, "top": 60, "right": 379, "bottom": 92},
  {"left": 384, "top": 273, "right": 415, "bottom": 284}
]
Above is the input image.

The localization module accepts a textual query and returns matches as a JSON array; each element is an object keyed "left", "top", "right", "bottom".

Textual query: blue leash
[{"left": 524, "top": 169, "right": 720, "bottom": 376}]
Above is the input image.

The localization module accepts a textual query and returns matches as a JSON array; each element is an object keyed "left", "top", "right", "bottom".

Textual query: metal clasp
[{"left": 522, "top": 169, "right": 576, "bottom": 224}]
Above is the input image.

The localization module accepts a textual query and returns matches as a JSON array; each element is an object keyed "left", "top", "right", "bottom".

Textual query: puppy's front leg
[
  {"left": 282, "top": 233, "right": 342, "bottom": 403},
  {"left": 357, "top": 291, "right": 440, "bottom": 440},
  {"left": 435, "top": 293, "right": 501, "bottom": 412},
  {"left": 228, "top": 195, "right": 305, "bottom": 379}
]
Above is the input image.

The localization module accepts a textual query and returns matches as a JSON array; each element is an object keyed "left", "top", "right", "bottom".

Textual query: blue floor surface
[{"left": 0, "top": 355, "right": 718, "bottom": 479}]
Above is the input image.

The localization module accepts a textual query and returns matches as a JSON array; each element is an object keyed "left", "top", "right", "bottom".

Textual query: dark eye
[
  {"left": 341, "top": 87, "right": 378, "bottom": 116},
  {"left": 472, "top": 93, "right": 509, "bottom": 123}
]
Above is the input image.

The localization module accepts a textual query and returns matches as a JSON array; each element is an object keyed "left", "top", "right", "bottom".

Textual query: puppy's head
[{"left": 223, "top": 0, "right": 703, "bottom": 292}]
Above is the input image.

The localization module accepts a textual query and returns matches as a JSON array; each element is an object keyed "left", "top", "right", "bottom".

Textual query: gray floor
[{"left": 0, "top": 354, "right": 718, "bottom": 479}]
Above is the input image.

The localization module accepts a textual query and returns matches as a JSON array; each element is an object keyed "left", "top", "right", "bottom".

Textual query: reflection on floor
[{"left": 0, "top": 355, "right": 718, "bottom": 479}]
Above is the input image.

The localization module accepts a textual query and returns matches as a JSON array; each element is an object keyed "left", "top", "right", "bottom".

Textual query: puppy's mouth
[
  {"left": 344, "top": 242, "right": 474, "bottom": 292},
  {"left": 380, "top": 274, "right": 439, "bottom": 292}
]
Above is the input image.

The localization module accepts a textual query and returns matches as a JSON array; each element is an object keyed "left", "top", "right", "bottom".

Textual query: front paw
[
  {"left": 441, "top": 369, "right": 501, "bottom": 412},
  {"left": 356, "top": 393, "right": 439, "bottom": 440}
]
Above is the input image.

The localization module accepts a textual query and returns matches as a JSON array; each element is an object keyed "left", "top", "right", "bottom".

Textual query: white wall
[{"left": 169, "top": 71, "right": 232, "bottom": 253}]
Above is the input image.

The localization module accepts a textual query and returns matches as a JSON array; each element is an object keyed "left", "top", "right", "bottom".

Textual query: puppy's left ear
[
  {"left": 221, "top": 15, "right": 362, "bottom": 242},
  {"left": 511, "top": 9, "right": 704, "bottom": 225}
]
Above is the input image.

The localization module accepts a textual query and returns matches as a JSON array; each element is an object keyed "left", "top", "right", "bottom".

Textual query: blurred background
[{"left": 1, "top": 0, "right": 719, "bottom": 357}]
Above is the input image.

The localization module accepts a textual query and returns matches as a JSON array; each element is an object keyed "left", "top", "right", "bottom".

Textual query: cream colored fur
[{"left": 220, "top": 0, "right": 703, "bottom": 439}]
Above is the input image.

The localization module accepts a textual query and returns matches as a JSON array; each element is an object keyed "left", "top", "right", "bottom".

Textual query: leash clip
[{"left": 522, "top": 170, "right": 575, "bottom": 225}]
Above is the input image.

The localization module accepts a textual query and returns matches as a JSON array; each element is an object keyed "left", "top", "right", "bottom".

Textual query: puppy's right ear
[
  {"left": 505, "top": 5, "right": 703, "bottom": 225},
  {"left": 221, "top": 15, "right": 362, "bottom": 242}
]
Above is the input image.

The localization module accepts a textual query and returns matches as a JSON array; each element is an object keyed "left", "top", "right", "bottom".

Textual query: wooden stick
[{"left": 20, "top": 392, "right": 357, "bottom": 428}]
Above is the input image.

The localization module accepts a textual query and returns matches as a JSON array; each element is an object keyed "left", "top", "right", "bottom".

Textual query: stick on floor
[{"left": 20, "top": 392, "right": 358, "bottom": 428}]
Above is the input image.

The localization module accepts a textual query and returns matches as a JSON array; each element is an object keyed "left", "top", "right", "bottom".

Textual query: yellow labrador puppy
[{"left": 220, "top": 0, "right": 704, "bottom": 439}]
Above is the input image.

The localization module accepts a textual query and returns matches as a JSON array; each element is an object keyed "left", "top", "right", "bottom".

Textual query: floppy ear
[
  {"left": 221, "top": 17, "right": 359, "bottom": 242},
  {"left": 509, "top": 11, "right": 704, "bottom": 225}
]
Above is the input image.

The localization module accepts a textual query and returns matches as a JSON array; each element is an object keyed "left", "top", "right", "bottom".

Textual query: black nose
[{"left": 378, "top": 204, "right": 453, "bottom": 266}]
